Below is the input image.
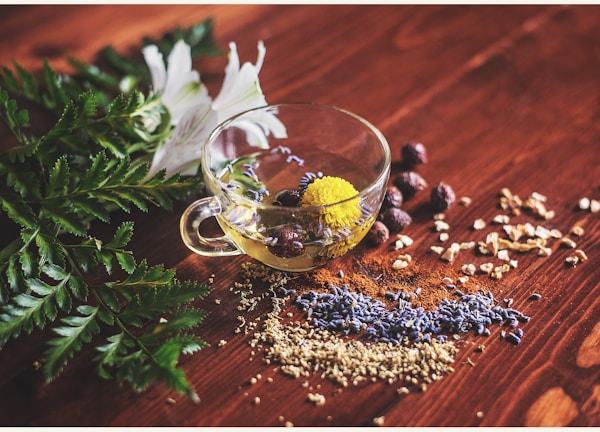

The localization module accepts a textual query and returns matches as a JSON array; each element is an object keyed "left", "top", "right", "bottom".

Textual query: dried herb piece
[
  {"left": 401, "top": 142, "right": 428, "bottom": 166},
  {"left": 366, "top": 221, "right": 390, "bottom": 246},
  {"left": 381, "top": 185, "right": 403, "bottom": 210},
  {"left": 393, "top": 171, "right": 428, "bottom": 200},
  {"left": 430, "top": 182, "right": 456, "bottom": 212},
  {"left": 380, "top": 207, "right": 413, "bottom": 232}
]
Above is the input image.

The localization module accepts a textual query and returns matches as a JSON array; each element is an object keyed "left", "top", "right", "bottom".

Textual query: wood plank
[{"left": 0, "top": 4, "right": 598, "bottom": 427}]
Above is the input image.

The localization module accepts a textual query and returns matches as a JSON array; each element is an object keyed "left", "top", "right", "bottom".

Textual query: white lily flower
[
  {"left": 146, "top": 40, "right": 286, "bottom": 177},
  {"left": 142, "top": 40, "right": 210, "bottom": 125},
  {"left": 212, "top": 41, "right": 286, "bottom": 148}
]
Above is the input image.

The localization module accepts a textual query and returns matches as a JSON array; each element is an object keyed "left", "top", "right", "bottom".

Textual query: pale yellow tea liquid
[{"left": 215, "top": 147, "right": 377, "bottom": 271}]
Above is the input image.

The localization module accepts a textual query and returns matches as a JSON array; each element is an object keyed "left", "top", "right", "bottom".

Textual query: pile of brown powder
[{"left": 294, "top": 252, "right": 489, "bottom": 311}]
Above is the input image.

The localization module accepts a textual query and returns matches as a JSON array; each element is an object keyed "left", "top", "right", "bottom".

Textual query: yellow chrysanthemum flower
[{"left": 300, "top": 176, "right": 361, "bottom": 229}]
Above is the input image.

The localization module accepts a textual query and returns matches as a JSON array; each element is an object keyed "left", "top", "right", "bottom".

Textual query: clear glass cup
[{"left": 180, "top": 103, "right": 390, "bottom": 272}]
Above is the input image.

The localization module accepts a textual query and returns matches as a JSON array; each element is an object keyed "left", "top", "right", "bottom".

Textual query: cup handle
[{"left": 179, "top": 197, "right": 242, "bottom": 256}]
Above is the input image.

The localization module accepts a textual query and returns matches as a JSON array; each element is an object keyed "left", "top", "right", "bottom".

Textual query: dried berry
[
  {"left": 273, "top": 188, "right": 301, "bottom": 207},
  {"left": 401, "top": 142, "right": 428, "bottom": 166},
  {"left": 267, "top": 226, "right": 305, "bottom": 258},
  {"left": 430, "top": 182, "right": 456, "bottom": 212},
  {"left": 381, "top": 185, "right": 403, "bottom": 210},
  {"left": 380, "top": 207, "right": 412, "bottom": 232},
  {"left": 366, "top": 221, "right": 390, "bottom": 246},
  {"left": 393, "top": 171, "right": 427, "bottom": 200}
]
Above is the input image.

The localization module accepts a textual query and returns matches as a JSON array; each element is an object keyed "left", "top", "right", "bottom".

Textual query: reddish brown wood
[{"left": 1, "top": 4, "right": 599, "bottom": 427}]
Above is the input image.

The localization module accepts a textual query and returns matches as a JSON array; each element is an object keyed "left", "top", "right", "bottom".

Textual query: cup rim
[{"left": 202, "top": 102, "right": 391, "bottom": 212}]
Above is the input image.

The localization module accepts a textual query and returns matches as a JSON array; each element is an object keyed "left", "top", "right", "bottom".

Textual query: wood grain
[{"left": 0, "top": 4, "right": 599, "bottom": 427}]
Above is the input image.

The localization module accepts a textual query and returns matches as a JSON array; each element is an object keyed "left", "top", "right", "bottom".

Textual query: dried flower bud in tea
[
  {"left": 273, "top": 188, "right": 301, "bottom": 207},
  {"left": 267, "top": 226, "right": 305, "bottom": 258}
]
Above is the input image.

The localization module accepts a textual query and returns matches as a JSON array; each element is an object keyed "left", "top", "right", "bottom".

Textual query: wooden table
[{"left": 1, "top": 4, "right": 599, "bottom": 427}]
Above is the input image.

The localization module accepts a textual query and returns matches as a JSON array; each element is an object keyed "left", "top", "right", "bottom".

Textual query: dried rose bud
[
  {"left": 380, "top": 207, "right": 412, "bottom": 232},
  {"left": 430, "top": 182, "right": 456, "bottom": 212},
  {"left": 273, "top": 188, "right": 301, "bottom": 207},
  {"left": 401, "top": 142, "right": 428, "bottom": 166},
  {"left": 382, "top": 185, "right": 403, "bottom": 210},
  {"left": 267, "top": 226, "right": 305, "bottom": 258},
  {"left": 393, "top": 171, "right": 428, "bottom": 200},
  {"left": 366, "top": 221, "right": 390, "bottom": 246}
]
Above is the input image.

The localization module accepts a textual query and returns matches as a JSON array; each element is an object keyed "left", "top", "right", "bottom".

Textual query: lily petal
[
  {"left": 147, "top": 102, "right": 218, "bottom": 178},
  {"left": 142, "top": 45, "right": 167, "bottom": 91}
]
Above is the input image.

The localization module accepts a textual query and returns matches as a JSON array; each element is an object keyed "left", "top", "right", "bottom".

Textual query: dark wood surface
[{"left": 1, "top": 4, "right": 599, "bottom": 427}]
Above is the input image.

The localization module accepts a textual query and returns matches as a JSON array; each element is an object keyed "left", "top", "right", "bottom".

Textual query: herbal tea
[{"left": 215, "top": 146, "right": 378, "bottom": 271}]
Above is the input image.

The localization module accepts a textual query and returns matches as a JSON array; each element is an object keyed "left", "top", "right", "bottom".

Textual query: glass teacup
[{"left": 180, "top": 103, "right": 390, "bottom": 272}]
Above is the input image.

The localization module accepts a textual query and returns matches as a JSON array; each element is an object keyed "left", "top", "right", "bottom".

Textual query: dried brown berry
[
  {"left": 267, "top": 226, "right": 305, "bottom": 258},
  {"left": 273, "top": 188, "right": 301, "bottom": 207},
  {"left": 430, "top": 182, "right": 456, "bottom": 212},
  {"left": 381, "top": 185, "right": 404, "bottom": 210},
  {"left": 401, "top": 142, "right": 428, "bottom": 166},
  {"left": 380, "top": 207, "right": 412, "bottom": 232},
  {"left": 366, "top": 221, "right": 390, "bottom": 246},
  {"left": 393, "top": 171, "right": 428, "bottom": 200}
]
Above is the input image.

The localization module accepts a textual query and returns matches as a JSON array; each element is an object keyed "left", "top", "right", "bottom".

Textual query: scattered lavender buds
[
  {"left": 401, "top": 142, "right": 428, "bottom": 166},
  {"left": 393, "top": 171, "right": 428, "bottom": 200},
  {"left": 295, "top": 285, "right": 529, "bottom": 345},
  {"left": 366, "top": 221, "right": 390, "bottom": 246},
  {"left": 381, "top": 185, "right": 404, "bottom": 210},
  {"left": 430, "top": 182, "right": 456, "bottom": 212},
  {"left": 380, "top": 207, "right": 412, "bottom": 232}
]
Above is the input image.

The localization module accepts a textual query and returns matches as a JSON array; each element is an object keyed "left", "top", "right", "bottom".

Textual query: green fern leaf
[
  {"left": 47, "top": 157, "right": 70, "bottom": 197},
  {"left": 41, "top": 199, "right": 88, "bottom": 237},
  {"left": 1, "top": 162, "right": 42, "bottom": 200},
  {"left": 141, "top": 308, "right": 207, "bottom": 346},
  {"left": 169, "top": 334, "right": 209, "bottom": 355},
  {"left": 67, "top": 274, "right": 88, "bottom": 300},
  {"left": 35, "top": 232, "right": 66, "bottom": 268},
  {"left": 94, "top": 332, "right": 128, "bottom": 379},
  {"left": 42, "top": 60, "right": 69, "bottom": 110},
  {"left": 0, "top": 193, "right": 38, "bottom": 229},
  {"left": 13, "top": 61, "right": 39, "bottom": 101},
  {"left": 71, "top": 194, "right": 110, "bottom": 222},
  {"left": 106, "top": 222, "right": 134, "bottom": 249},
  {"left": 80, "top": 152, "right": 108, "bottom": 190},
  {"left": 43, "top": 305, "right": 100, "bottom": 381}
]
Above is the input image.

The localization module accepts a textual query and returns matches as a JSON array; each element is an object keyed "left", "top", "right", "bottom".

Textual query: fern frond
[{"left": 43, "top": 305, "right": 101, "bottom": 381}]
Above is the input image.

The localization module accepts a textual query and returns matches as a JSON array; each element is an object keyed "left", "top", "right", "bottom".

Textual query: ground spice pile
[{"left": 299, "top": 253, "right": 489, "bottom": 311}]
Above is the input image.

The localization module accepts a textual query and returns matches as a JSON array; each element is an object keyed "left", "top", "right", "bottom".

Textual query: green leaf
[
  {"left": 1, "top": 162, "right": 42, "bottom": 200},
  {"left": 71, "top": 194, "right": 110, "bottom": 222},
  {"left": 14, "top": 61, "right": 39, "bottom": 101},
  {"left": 115, "top": 252, "right": 136, "bottom": 274},
  {"left": 47, "top": 157, "right": 70, "bottom": 197},
  {"left": 41, "top": 199, "right": 88, "bottom": 237},
  {"left": 106, "top": 222, "right": 134, "bottom": 249},
  {"left": 67, "top": 274, "right": 88, "bottom": 300},
  {"left": 43, "top": 305, "right": 100, "bottom": 381},
  {"left": 0, "top": 193, "right": 38, "bottom": 229},
  {"left": 42, "top": 60, "right": 69, "bottom": 110},
  {"left": 141, "top": 308, "right": 207, "bottom": 345},
  {"left": 94, "top": 332, "right": 128, "bottom": 379},
  {"left": 35, "top": 233, "right": 66, "bottom": 268},
  {"left": 80, "top": 152, "right": 108, "bottom": 190}
]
